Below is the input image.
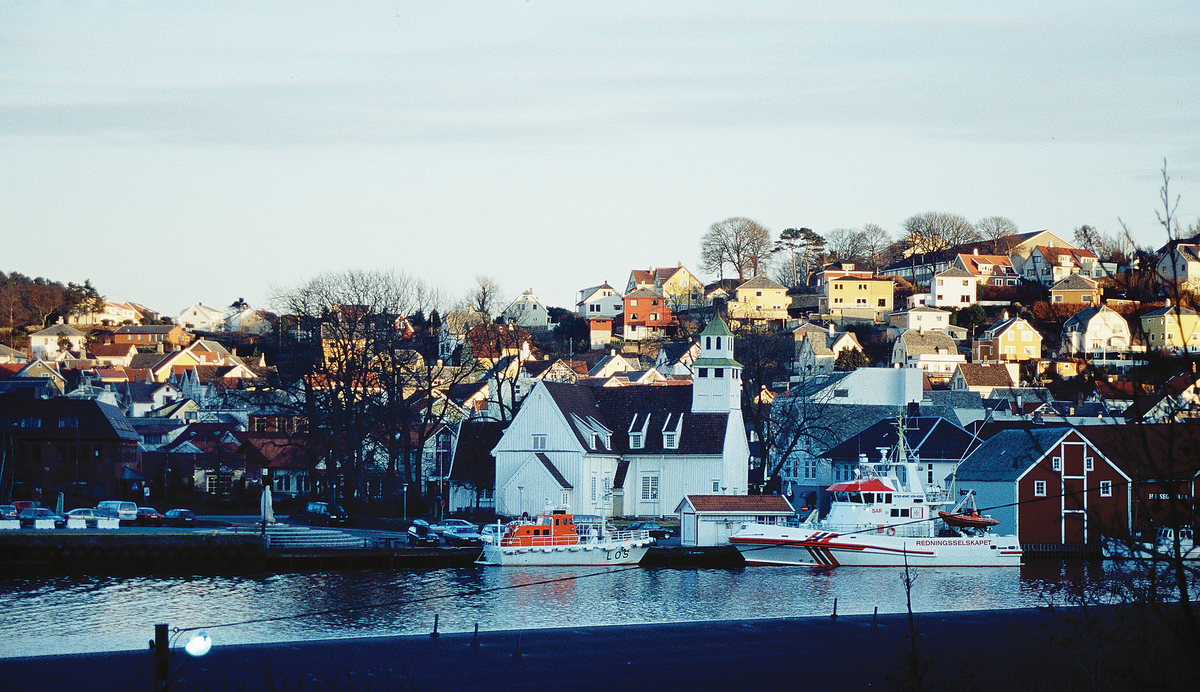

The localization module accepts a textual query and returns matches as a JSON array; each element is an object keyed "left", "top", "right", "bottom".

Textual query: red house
[{"left": 954, "top": 427, "right": 1132, "bottom": 550}]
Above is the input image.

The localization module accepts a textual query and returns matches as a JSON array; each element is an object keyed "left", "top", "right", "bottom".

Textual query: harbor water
[{"left": 0, "top": 558, "right": 1144, "bottom": 659}]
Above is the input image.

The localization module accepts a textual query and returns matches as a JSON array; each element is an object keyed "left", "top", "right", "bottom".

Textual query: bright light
[{"left": 184, "top": 631, "right": 212, "bottom": 657}]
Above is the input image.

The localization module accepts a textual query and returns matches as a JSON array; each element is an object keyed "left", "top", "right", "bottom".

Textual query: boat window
[
  {"left": 863, "top": 493, "right": 874, "bottom": 503},
  {"left": 884, "top": 493, "right": 892, "bottom": 503},
  {"left": 539, "top": 517, "right": 551, "bottom": 525},
  {"left": 834, "top": 492, "right": 848, "bottom": 502},
  {"left": 848, "top": 492, "right": 861, "bottom": 503}
]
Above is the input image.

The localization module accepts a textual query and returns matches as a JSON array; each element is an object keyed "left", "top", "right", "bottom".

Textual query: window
[
  {"left": 58, "top": 417, "right": 79, "bottom": 429},
  {"left": 532, "top": 434, "right": 547, "bottom": 450},
  {"left": 1052, "top": 456, "right": 1061, "bottom": 471},
  {"left": 802, "top": 456, "right": 817, "bottom": 480},
  {"left": 878, "top": 298, "right": 887, "bottom": 307},
  {"left": 629, "top": 432, "right": 644, "bottom": 449},
  {"left": 1100, "top": 480, "right": 1112, "bottom": 497},
  {"left": 716, "top": 337, "right": 721, "bottom": 349},
  {"left": 960, "top": 296, "right": 970, "bottom": 303},
  {"left": 641, "top": 475, "right": 659, "bottom": 501},
  {"left": 649, "top": 312, "right": 659, "bottom": 321},
  {"left": 591, "top": 477, "right": 597, "bottom": 502},
  {"left": 858, "top": 283, "right": 867, "bottom": 290},
  {"left": 712, "top": 479, "right": 720, "bottom": 492},
  {"left": 1034, "top": 480, "right": 1047, "bottom": 497},
  {"left": 630, "top": 299, "right": 638, "bottom": 306},
  {"left": 1086, "top": 456, "right": 1094, "bottom": 472},
  {"left": 698, "top": 368, "right": 707, "bottom": 378},
  {"left": 714, "top": 368, "right": 723, "bottom": 377},
  {"left": 855, "top": 298, "right": 867, "bottom": 305},
  {"left": 663, "top": 432, "right": 678, "bottom": 449},
  {"left": 834, "top": 297, "right": 844, "bottom": 305}
]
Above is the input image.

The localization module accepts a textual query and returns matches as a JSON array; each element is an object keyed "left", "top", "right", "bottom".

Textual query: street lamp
[
  {"left": 402, "top": 483, "right": 408, "bottom": 522},
  {"left": 152, "top": 623, "right": 212, "bottom": 691}
]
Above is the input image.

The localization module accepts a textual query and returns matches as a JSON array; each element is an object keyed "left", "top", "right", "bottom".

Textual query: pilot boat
[
  {"left": 476, "top": 508, "right": 654, "bottom": 566},
  {"left": 729, "top": 426, "right": 1022, "bottom": 567}
]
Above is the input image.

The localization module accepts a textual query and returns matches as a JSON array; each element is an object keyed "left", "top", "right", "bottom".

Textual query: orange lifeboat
[{"left": 938, "top": 511, "right": 999, "bottom": 530}]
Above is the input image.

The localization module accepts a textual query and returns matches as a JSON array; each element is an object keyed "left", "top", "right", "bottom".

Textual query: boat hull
[
  {"left": 476, "top": 539, "right": 653, "bottom": 566},
  {"left": 729, "top": 526, "right": 1022, "bottom": 567}
]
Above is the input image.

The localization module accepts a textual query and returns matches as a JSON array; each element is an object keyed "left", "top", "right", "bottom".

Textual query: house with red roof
[{"left": 674, "top": 494, "right": 794, "bottom": 546}]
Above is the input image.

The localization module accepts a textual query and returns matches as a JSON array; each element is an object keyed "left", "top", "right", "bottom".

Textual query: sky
[{"left": 3, "top": 1, "right": 1199, "bottom": 319}]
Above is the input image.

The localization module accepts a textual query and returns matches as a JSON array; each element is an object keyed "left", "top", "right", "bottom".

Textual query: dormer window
[
  {"left": 629, "top": 432, "right": 645, "bottom": 449},
  {"left": 663, "top": 432, "right": 677, "bottom": 449}
]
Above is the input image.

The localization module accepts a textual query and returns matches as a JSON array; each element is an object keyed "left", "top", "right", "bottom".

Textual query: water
[{"left": 0, "top": 560, "right": 1138, "bottom": 659}]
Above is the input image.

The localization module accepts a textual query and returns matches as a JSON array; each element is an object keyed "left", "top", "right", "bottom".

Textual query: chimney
[
  {"left": 1001, "top": 309, "right": 1009, "bottom": 320},
  {"left": 678, "top": 261, "right": 682, "bottom": 268},
  {"left": 973, "top": 248, "right": 979, "bottom": 255},
  {"left": 1166, "top": 298, "right": 1172, "bottom": 307}
]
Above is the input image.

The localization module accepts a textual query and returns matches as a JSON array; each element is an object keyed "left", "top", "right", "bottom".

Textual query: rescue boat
[{"left": 476, "top": 508, "right": 654, "bottom": 566}]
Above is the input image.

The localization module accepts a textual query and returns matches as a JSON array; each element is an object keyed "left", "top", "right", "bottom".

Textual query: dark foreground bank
[{"left": 4, "top": 605, "right": 1195, "bottom": 691}]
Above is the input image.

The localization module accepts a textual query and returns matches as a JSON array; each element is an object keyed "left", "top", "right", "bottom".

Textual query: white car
[{"left": 430, "top": 519, "right": 477, "bottom": 535}]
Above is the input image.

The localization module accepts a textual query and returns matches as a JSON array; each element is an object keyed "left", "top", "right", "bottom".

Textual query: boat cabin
[{"left": 499, "top": 509, "right": 583, "bottom": 548}]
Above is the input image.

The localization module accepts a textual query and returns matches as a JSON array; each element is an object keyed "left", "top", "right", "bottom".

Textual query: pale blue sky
[{"left": 3, "top": 1, "right": 1198, "bottom": 317}]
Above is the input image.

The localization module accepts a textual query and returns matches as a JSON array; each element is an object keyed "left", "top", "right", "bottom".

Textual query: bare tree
[
  {"left": 700, "top": 217, "right": 773, "bottom": 282},
  {"left": 271, "top": 269, "right": 428, "bottom": 504},
  {"left": 901, "top": 212, "right": 979, "bottom": 257},
  {"left": 824, "top": 227, "right": 866, "bottom": 264},
  {"left": 467, "top": 275, "right": 502, "bottom": 318},
  {"left": 1073, "top": 224, "right": 1133, "bottom": 264},
  {"left": 975, "top": 216, "right": 1019, "bottom": 254},
  {"left": 859, "top": 223, "right": 897, "bottom": 272}
]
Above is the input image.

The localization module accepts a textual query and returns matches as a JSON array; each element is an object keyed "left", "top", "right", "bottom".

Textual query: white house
[
  {"left": 1060, "top": 305, "right": 1132, "bottom": 357},
  {"left": 176, "top": 303, "right": 226, "bottom": 332},
  {"left": 29, "top": 321, "right": 87, "bottom": 360},
  {"left": 491, "top": 318, "right": 750, "bottom": 519},
  {"left": 891, "top": 329, "right": 965, "bottom": 379},
  {"left": 576, "top": 283, "right": 624, "bottom": 318},
  {"left": 500, "top": 289, "right": 551, "bottom": 332},
  {"left": 930, "top": 268, "right": 976, "bottom": 308},
  {"left": 795, "top": 328, "right": 863, "bottom": 376},
  {"left": 887, "top": 306, "right": 953, "bottom": 339},
  {"left": 1156, "top": 243, "right": 1200, "bottom": 291},
  {"left": 675, "top": 494, "right": 794, "bottom": 547}
]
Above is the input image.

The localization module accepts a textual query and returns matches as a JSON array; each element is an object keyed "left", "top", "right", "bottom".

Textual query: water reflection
[{"left": 0, "top": 560, "right": 1184, "bottom": 659}]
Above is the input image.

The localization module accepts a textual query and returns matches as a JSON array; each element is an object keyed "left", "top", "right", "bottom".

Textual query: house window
[
  {"left": 716, "top": 337, "right": 721, "bottom": 349},
  {"left": 712, "top": 479, "right": 720, "bottom": 492},
  {"left": 630, "top": 299, "right": 638, "bottom": 306},
  {"left": 802, "top": 456, "right": 817, "bottom": 480},
  {"left": 641, "top": 475, "right": 659, "bottom": 501},
  {"left": 629, "top": 432, "right": 644, "bottom": 449},
  {"left": 698, "top": 368, "right": 707, "bottom": 378},
  {"left": 1052, "top": 456, "right": 1061, "bottom": 471},
  {"left": 961, "top": 296, "right": 970, "bottom": 303},
  {"left": 858, "top": 284, "right": 867, "bottom": 290},
  {"left": 1100, "top": 480, "right": 1112, "bottom": 497},
  {"left": 1086, "top": 456, "right": 1094, "bottom": 472},
  {"left": 58, "top": 417, "right": 79, "bottom": 429},
  {"left": 714, "top": 368, "right": 723, "bottom": 378},
  {"left": 878, "top": 298, "right": 887, "bottom": 307},
  {"left": 663, "top": 432, "right": 678, "bottom": 449},
  {"left": 856, "top": 298, "right": 867, "bottom": 305},
  {"left": 532, "top": 434, "right": 547, "bottom": 450},
  {"left": 1034, "top": 480, "right": 1047, "bottom": 497}
]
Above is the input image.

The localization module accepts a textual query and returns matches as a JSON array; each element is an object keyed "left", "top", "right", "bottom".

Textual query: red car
[{"left": 136, "top": 507, "right": 165, "bottom": 525}]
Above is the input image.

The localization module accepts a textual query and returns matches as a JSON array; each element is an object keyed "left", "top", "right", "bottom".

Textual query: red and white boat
[
  {"left": 730, "top": 437, "right": 1022, "bottom": 567},
  {"left": 476, "top": 509, "right": 654, "bottom": 566}
]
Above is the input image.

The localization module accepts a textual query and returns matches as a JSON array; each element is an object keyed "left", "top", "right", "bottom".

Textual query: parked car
[
  {"left": 65, "top": 508, "right": 104, "bottom": 528},
  {"left": 407, "top": 519, "right": 439, "bottom": 547},
  {"left": 628, "top": 521, "right": 673, "bottom": 539},
  {"left": 163, "top": 509, "right": 196, "bottom": 527},
  {"left": 0, "top": 505, "right": 17, "bottom": 520},
  {"left": 431, "top": 518, "right": 477, "bottom": 535},
  {"left": 19, "top": 507, "right": 66, "bottom": 529},
  {"left": 300, "top": 502, "right": 350, "bottom": 526},
  {"left": 13, "top": 500, "right": 33, "bottom": 514},
  {"left": 136, "top": 507, "right": 165, "bottom": 525},
  {"left": 97, "top": 500, "right": 138, "bottom": 523},
  {"left": 480, "top": 523, "right": 503, "bottom": 544},
  {"left": 442, "top": 526, "right": 483, "bottom": 546}
]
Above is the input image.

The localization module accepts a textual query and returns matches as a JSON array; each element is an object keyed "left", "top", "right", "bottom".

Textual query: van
[{"left": 97, "top": 500, "right": 138, "bottom": 523}]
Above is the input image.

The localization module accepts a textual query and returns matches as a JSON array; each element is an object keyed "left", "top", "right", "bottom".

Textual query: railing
[
  {"left": 500, "top": 529, "right": 651, "bottom": 548},
  {"left": 822, "top": 523, "right": 931, "bottom": 538}
]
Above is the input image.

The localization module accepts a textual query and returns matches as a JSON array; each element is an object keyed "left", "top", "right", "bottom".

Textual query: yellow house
[
  {"left": 626, "top": 263, "right": 706, "bottom": 308},
  {"left": 972, "top": 313, "right": 1042, "bottom": 363},
  {"left": 728, "top": 275, "right": 789, "bottom": 328},
  {"left": 821, "top": 277, "right": 894, "bottom": 323},
  {"left": 1141, "top": 302, "right": 1200, "bottom": 353}
]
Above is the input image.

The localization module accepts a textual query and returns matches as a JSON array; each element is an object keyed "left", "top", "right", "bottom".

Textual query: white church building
[{"left": 491, "top": 318, "right": 750, "bottom": 519}]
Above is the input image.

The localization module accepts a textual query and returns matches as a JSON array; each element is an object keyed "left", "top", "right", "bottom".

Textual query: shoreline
[{"left": 4, "top": 605, "right": 1184, "bottom": 691}]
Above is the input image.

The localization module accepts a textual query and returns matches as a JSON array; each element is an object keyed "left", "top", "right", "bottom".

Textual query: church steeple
[{"left": 691, "top": 316, "right": 742, "bottom": 412}]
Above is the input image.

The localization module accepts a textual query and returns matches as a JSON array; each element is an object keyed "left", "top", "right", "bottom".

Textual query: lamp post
[
  {"left": 152, "top": 623, "right": 212, "bottom": 691},
  {"left": 517, "top": 485, "right": 524, "bottom": 518},
  {"left": 402, "top": 483, "right": 408, "bottom": 522}
]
